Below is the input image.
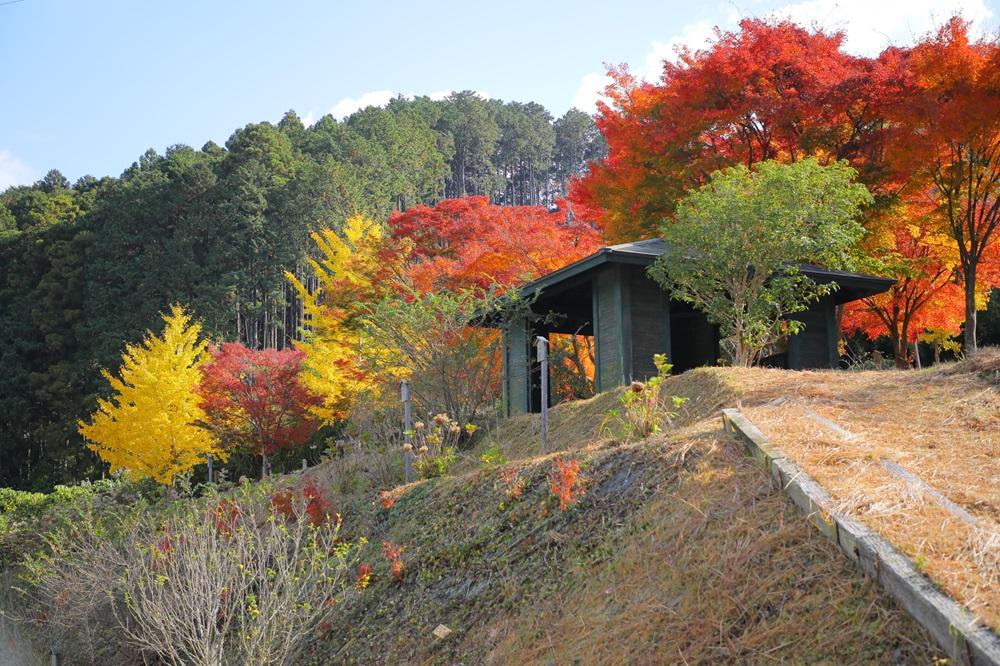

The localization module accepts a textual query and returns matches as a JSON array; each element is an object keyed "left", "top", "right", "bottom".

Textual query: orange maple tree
[
  {"left": 387, "top": 195, "right": 602, "bottom": 292},
  {"left": 842, "top": 206, "right": 965, "bottom": 367},
  {"left": 882, "top": 18, "right": 1000, "bottom": 351},
  {"left": 571, "top": 18, "right": 888, "bottom": 242}
]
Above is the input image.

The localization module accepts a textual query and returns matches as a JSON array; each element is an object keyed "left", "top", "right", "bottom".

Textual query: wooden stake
[
  {"left": 402, "top": 380, "right": 414, "bottom": 482},
  {"left": 536, "top": 336, "right": 549, "bottom": 452}
]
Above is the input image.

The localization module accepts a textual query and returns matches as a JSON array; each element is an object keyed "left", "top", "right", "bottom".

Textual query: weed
[
  {"left": 548, "top": 457, "right": 583, "bottom": 511},
  {"left": 480, "top": 445, "right": 507, "bottom": 467},
  {"left": 601, "top": 354, "right": 687, "bottom": 441}
]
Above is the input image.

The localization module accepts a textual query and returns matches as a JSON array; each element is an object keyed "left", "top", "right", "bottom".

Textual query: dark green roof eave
[
  {"left": 518, "top": 248, "right": 614, "bottom": 297},
  {"left": 516, "top": 239, "right": 896, "bottom": 302}
]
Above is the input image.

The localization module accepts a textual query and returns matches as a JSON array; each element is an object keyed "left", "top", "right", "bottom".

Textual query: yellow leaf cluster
[
  {"left": 78, "top": 305, "right": 224, "bottom": 484},
  {"left": 286, "top": 216, "right": 408, "bottom": 422}
]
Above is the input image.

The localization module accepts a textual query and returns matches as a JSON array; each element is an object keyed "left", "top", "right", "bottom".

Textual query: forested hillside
[{"left": 0, "top": 93, "right": 605, "bottom": 490}]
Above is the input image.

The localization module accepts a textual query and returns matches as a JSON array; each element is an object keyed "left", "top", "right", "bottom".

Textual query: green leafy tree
[
  {"left": 552, "top": 108, "right": 606, "bottom": 196},
  {"left": 438, "top": 91, "right": 500, "bottom": 198},
  {"left": 648, "top": 158, "right": 871, "bottom": 366},
  {"left": 494, "top": 101, "right": 555, "bottom": 205}
]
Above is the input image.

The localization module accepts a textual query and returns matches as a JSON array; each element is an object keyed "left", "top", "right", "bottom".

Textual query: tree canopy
[
  {"left": 0, "top": 95, "right": 604, "bottom": 490},
  {"left": 648, "top": 159, "right": 871, "bottom": 366}
]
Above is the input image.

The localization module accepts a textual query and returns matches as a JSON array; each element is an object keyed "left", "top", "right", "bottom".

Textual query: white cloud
[
  {"left": 300, "top": 110, "right": 317, "bottom": 127},
  {"left": 570, "top": 21, "right": 717, "bottom": 114},
  {"left": 636, "top": 21, "right": 718, "bottom": 80},
  {"left": 326, "top": 89, "right": 491, "bottom": 120},
  {"left": 769, "top": 0, "right": 994, "bottom": 55},
  {"left": 0, "top": 149, "right": 34, "bottom": 191},
  {"left": 570, "top": 72, "right": 610, "bottom": 114},
  {"left": 569, "top": 0, "right": 995, "bottom": 114},
  {"left": 329, "top": 89, "right": 396, "bottom": 119}
]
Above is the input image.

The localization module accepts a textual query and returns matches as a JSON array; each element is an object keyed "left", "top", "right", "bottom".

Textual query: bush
[
  {"left": 601, "top": 354, "right": 687, "bottom": 442},
  {"left": 362, "top": 286, "right": 520, "bottom": 427},
  {"left": 408, "top": 412, "right": 473, "bottom": 479},
  {"left": 18, "top": 481, "right": 364, "bottom": 666}
]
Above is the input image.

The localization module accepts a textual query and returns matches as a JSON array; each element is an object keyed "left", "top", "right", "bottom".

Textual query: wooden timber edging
[{"left": 721, "top": 407, "right": 1000, "bottom": 666}]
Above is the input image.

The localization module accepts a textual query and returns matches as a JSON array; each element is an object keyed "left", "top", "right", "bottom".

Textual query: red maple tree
[
  {"left": 198, "top": 343, "right": 322, "bottom": 476},
  {"left": 881, "top": 17, "right": 1000, "bottom": 351},
  {"left": 572, "top": 18, "right": 888, "bottom": 242},
  {"left": 387, "top": 195, "right": 602, "bottom": 292}
]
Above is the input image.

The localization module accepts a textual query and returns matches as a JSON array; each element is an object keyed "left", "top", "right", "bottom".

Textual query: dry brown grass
[
  {"left": 486, "top": 420, "right": 941, "bottom": 665},
  {"left": 461, "top": 366, "right": 743, "bottom": 469},
  {"left": 738, "top": 348, "right": 1000, "bottom": 630}
]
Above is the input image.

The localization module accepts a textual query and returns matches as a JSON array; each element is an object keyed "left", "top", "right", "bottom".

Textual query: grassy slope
[{"left": 303, "top": 369, "right": 943, "bottom": 664}]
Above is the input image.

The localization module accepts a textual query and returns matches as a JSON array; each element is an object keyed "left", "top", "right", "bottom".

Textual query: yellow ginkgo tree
[
  {"left": 286, "top": 215, "right": 408, "bottom": 421},
  {"left": 78, "top": 304, "right": 224, "bottom": 484}
]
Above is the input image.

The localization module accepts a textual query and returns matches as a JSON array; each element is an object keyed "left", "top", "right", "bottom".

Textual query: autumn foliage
[
  {"left": 572, "top": 19, "right": 887, "bottom": 242},
  {"left": 286, "top": 216, "right": 408, "bottom": 422},
  {"left": 382, "top": 541, "right": 405, "bottom": 581},
  {"left": 843, "top": 205, "right": 966, "bottom": 365},
  {"left": 880, "top": 18, "right": 1000, "bottom": 350},
  {"left": 78, "top": 305, "right": 225, "bottom": 484},
  {"left": 548, "top": 457, "right": 583, "bottom": 511},
  {"left": 388, "top": 195, "right": 602, "bottom": 292},
  {"left": 198, "top": 342, "right": 322, "bottom": 464},
  {"left": 573, "top": 16, "right": 1000, "bottom": 359}
]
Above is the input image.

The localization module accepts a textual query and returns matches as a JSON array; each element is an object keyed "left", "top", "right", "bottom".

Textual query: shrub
[
  {"left": 480, "top": 444, "right": 507, "bottom": 467},
  {"left": 382, "top": 541, "right": 405, "bottom": 581},
  {"left": 408, "top": 412, "right": 470, "bottom": 479},
  {"left": 20, "top": 482, "right": 364, "bottom": 666},
  {"left": 362, "top": 286, "right": 529, "bottom": 427},
  {"left": 497, "top": 466, "right": 526, "bottom": 506},
  {"left": 601, "top": 354, "right": 687, "bottom": 441},
  {"left": 548, "top": 457, "right": 584, "bottom": 511}
]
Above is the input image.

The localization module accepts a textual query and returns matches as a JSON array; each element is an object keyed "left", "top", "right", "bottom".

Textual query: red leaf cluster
[
  {"left": 198, "top": 343, "right": 323, "bottom": 457},
  {"left": 302, "top": 478, "right": 335, "bottom": 526},
  {"left": 388, "top": 196, "right": 602, "bottom": 292},
  {"left": 382, "top": 540, "right": 405, "bottom": 581},
  {"left": 213, "top": 498, "right": 243, "bottom": 538},
  {"left": 548, "top": 457, "right": 583, "bottom": 511},
  {"left": 355, "top": 563, "right": 373, "bottom": 590},
  {"left": 270, "top": 479, "right": 337, "bottom": 526}
]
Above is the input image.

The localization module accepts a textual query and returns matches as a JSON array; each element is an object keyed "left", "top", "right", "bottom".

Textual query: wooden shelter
[{"left": 499, "top": 239, "right": 894, "bottom": 416}]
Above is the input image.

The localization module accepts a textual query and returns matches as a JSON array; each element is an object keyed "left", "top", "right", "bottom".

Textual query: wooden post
[
  {"left": 51, "top": 649, "right": 61, "bottom": 666},
  {"left": 402, "top": 380, "right": 414, "bottom": 482},
  {"left": 206, "top": 453, "right": 213, "bottom": 484},
  {"left": 536, "top": 336, "right": 549, "bottom": 452}
]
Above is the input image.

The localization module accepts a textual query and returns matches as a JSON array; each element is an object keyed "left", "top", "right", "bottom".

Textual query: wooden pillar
[
  {"left": 593, "top": 265, "right": 628, "bottom": 391},
  {"left": 503, "top": 317, "right": 531, "bottom": 416}
]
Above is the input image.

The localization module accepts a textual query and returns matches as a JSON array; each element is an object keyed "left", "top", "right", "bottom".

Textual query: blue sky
[{"left": 1, "top": 0, "right": 996, "bottom": 187}]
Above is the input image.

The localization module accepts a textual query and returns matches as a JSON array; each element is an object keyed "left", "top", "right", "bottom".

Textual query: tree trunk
[
  {"left": 892, "top": 334, "right": 910, "bottom": 369},
  {"left": 963, "top": 263, "right": 978, "bottom": 354}
]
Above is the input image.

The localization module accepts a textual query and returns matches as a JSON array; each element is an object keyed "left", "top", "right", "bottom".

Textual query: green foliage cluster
[
  {"left": 601, "top": 354, "right": 687, "bottom": 441},
  {"left": 649, "top": 159, "right": 871, "bottom": 366},
  {"left": 0, "top": 96, "right": 605, "bottom": 490}
]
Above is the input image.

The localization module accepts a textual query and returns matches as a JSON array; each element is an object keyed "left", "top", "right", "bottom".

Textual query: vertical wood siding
[{"left": 627, "top": 266, "right": 671, "bottom": 380}]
